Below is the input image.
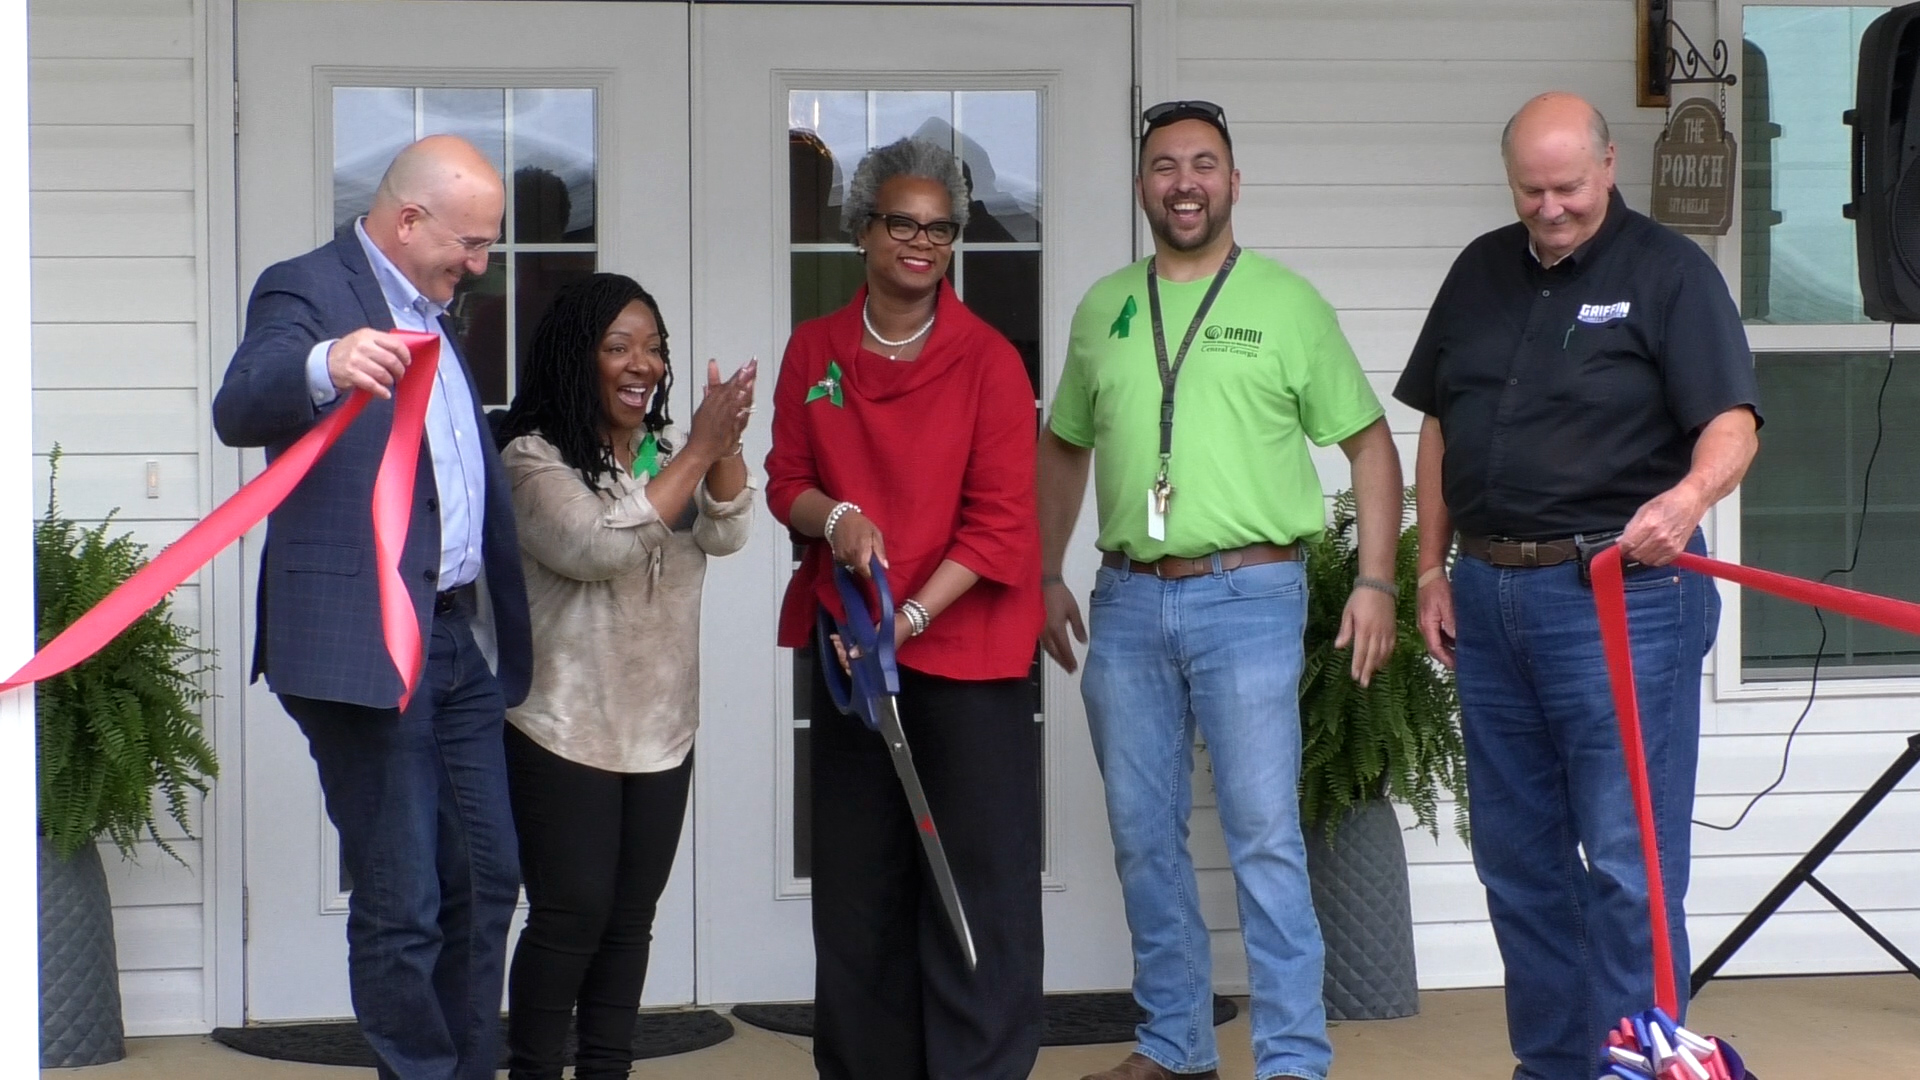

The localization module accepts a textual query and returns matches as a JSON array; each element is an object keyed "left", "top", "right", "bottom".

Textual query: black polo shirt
[{"left": 1393, "top": 189, "right": 1761, "bottom": 540}]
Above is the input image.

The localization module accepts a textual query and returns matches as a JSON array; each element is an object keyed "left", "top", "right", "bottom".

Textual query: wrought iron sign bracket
[{"left": 1638, "top": 0, "right": 1737, "bottom": 109}]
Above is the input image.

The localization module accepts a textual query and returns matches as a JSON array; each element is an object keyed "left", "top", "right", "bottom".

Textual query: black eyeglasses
[
  {"left": 868, "top": 213, "right": 960, "bottom": 246},
  {"left": 1140, "top": 99, "right": 1232, "bottom": 145}
]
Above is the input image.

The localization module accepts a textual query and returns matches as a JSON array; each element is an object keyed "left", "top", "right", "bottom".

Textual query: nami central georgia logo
[{"left": 1204, "top": 324, "right": 1262, "bottom": 344}]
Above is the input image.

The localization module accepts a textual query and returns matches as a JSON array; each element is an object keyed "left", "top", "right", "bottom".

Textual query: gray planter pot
[
  {"left": 39, "top": 835, "right": 125, "bottom": 1068},
  {"left": 1305, "top": 798, "right": 1419, "bottom": 1020}
]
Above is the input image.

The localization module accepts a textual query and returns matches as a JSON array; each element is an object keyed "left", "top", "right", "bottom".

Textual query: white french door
[
  {"left": 690, "top": 2, "right": 1136, "bottom": 1004},
  {"left": 234, "top": 0, "right": 692, "bottom": 1021},
  {"left": 233, "top": 0, "right": 1136, "bottom": 1019}
]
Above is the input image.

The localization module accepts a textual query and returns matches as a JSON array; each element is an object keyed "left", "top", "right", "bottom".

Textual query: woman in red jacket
[{"left": 765, "top": 136, "right": 1045, "bottom": 1080}]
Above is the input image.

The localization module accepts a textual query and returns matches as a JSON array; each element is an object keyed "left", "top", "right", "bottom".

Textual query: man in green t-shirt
[{"left": 1039, "top": 102, "right": 1403, "bottom": 1080}]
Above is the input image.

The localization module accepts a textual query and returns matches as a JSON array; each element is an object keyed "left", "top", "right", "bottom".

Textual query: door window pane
[
  {"left": 874, "top": 91, "right": 952, "bottom": 149},
  {"left": 333, "top": 88, "right": 415, "bottom": 234},
  {"left": 513, "top": 89, "right": 596, "bottom": 242},
  {"left": 422, "top": 89, "right": 506, "bottom": 176},
  {"left": 514, "top": 252, "right": 598, "bottom": 366},
  {"left": 1741, "top": 6, "right": 1885, "bottom": 324},
  {"left": 960, "top": 250, "right": 1042, "bottom": 394},
  {"left": 786, "top": 88, "right": 1046, "bottom": 878},
  {"left": 332, "top": 86, "right": 598, "bottom": 407},
  {"left": 447, "top": 254, "right": 508, "bottom": 404},
  {"left": 1741, "top": 351, "right": 1920, "bottom": 675},
  {"left": 957, "top": 91, "right": 1040, "bottom": 242},
  {"left": 791, "top": 251, "right": 868, "bottom": 327}
]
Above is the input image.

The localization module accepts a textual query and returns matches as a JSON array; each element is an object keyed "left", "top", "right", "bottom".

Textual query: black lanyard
[{"left": 1145, "top": 245, "right": 1240, "bottom": 498}]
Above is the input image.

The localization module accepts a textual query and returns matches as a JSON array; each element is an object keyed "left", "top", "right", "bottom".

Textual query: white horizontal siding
[
  {"left": 33, "top": 322, "right": 200, "bottom": 389},
  {"left": 34, "top": 452, "right": 204, "bottom": 521},
  {"left": 34, "top": 389, "right": 203, "bottom": 455},
  {"left": 30, "top": 126, "right": 197, "bottom": 191},
  {"left": 30, "top": 59, "right": 196, "bottom": 126},
  {"left": 1173, "top": 0, "right": 1920, "bottom": 994},
  {"left": 30, "top": 0, "right": 212, "bottom": 1036}
]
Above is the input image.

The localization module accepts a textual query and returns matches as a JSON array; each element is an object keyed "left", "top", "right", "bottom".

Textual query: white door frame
[{"left": 207, "top": 0, "right": 247, "bottom": 1030}]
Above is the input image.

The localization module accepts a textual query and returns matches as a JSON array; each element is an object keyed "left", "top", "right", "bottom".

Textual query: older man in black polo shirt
[{"left": 1393, "top": 92, "right": 1760, "bottom": 1080}]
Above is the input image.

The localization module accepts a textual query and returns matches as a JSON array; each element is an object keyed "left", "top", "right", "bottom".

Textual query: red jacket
[{"left": 766, "top": 283, "right": 1042, "bottom": 681}]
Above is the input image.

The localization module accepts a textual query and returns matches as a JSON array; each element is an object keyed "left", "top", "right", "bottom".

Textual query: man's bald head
[
  {"left": 372, "top": 134, "right": 503, "bottom": 212},
  {"left": 363, "top": 136, "right": 504, "bottom": 305},
  {"left": 1501, "top": 92, "right": 1611, "bottom": 165},
  {"left": 1500, "top": 92, "right": 1616, "bottom": 267}
]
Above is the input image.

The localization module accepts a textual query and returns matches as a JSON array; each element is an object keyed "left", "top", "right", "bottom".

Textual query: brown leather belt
[
  {"left": 1457, "top": 532, "right": 1618, "bottom": 569},
  {"left": 1101, "top": 541, "right": 1300, "bottom": 580}
]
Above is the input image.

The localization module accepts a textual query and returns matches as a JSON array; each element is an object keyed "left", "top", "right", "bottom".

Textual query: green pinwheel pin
[
  {"left": 806, "top": 360, "right": 845, "bottom": 407},
  {"left": 1109, "top": 295, "right": 1138, "bottom": 338}
]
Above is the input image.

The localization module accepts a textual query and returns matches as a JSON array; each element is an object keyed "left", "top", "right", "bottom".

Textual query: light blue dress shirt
[{"left": 304, "top": 220, "right": 489, "bottom": 590}]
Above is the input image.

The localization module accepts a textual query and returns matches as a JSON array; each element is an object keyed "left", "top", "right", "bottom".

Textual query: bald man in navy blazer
[{"left": 215, "top": 135, "right": 531, "bottom": 1080}]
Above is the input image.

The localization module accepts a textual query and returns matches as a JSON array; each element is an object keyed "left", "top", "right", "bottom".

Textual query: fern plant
[
  {"left": 35, "top": 448, "right": 216, "bottom": 861},
  {"left": 1298, "top": 486, "right": 1466, "bottom": 842}
]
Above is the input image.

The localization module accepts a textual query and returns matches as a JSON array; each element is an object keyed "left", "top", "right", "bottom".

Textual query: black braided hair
[{"left": 497, "top": 272, "right": 674, "bottom": 491}]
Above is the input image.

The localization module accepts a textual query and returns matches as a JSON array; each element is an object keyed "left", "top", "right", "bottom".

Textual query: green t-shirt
[{"left": 1050, "top": 251, "right": 1383, "bottom": 561}]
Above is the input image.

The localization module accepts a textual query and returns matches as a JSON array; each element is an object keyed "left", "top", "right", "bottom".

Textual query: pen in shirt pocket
[{"left": 1563, "top": 323, "right": 1576, "bottom": 350}]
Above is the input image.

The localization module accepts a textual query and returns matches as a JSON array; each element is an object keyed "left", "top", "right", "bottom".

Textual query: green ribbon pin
[
  {"left": 805, "top": 360, "right": 845, "bottom": 407},
  {"left": 631, "top": 431, "right": 661, "bottom": 479},
  {"left": 1109, "top": 295, "right": 1138, "bottom": 338}
]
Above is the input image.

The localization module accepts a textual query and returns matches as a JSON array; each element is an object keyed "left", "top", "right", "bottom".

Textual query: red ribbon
[
  {"left": 3, "top": 330, "right": 441, "bottom": 710},
  {"left": 1591, "top": 546, "right": 1920, "bottom": 1017}
]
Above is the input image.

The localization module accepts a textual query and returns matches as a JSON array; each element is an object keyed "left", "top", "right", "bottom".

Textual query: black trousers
[
  {"left": 810, "top": 663, "right": 1044, "bottom": 1080},
  {"left": 501, "top": 723, "right": 693, "bottom": 1080}
]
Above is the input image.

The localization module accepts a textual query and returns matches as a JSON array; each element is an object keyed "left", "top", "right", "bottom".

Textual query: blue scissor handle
[{"left": 815, "top": 555, "right": 898, "bottom": 731}]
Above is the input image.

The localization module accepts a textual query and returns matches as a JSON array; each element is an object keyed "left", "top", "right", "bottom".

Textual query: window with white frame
[{"left": 1737, "top": 3, "right": 1920, "bottom": 677}]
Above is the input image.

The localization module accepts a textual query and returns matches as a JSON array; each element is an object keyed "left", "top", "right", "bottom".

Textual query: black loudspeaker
[{"left": 1847, "top": 2, "right": 1920, "bottom": 322}]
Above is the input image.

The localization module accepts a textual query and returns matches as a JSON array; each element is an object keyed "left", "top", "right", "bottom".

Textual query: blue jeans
[
  {"left": 281, "top": 608, "right": 520, "bottom": 1080},
  {"left": 1451, "top": 533, "right": 1718, "bottom": 1080},
  {"left": 1081, "top": 558, "right": 1329, "bottom": 1080}
]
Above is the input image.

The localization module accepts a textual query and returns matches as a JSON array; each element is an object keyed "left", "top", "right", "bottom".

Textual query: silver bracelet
[
  {"left": 1354, "top": 575, "right": 1400, "bottom": 599},
  {"left": 900, "top": 598, "right": 931, "bottom": 637},
  {"left": 823, "top": 501, "right": 860, "bottom": 546}
]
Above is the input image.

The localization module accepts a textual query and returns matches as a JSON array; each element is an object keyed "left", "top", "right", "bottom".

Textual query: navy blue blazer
[{"left": 214, "top": 233, "right": 532, "bottom": 710}]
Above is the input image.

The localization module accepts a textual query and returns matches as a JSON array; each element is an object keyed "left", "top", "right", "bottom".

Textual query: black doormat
[
  {"left": 209, "top": 1009, "right": 732, "bottom": 1068},
  {"left": 731, "top": 992, "right": 1237, "bottom": 1046}
]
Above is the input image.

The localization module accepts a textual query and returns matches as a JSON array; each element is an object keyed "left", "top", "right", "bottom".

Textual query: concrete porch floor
[{"left": 45, "top": 975, "right": 1919, "bottom": 1079}]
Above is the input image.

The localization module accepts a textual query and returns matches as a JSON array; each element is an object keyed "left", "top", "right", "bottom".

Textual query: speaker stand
[{"left": 1691, "top": 733, "right": 1920, "bottom": 995}]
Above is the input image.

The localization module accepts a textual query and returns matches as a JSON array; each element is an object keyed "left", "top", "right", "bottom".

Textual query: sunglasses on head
[{"left": 1139, "top": 100, "right": 1231, "bottom": 144}]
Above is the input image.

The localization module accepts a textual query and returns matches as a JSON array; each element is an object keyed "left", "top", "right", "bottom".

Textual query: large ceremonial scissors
[{"left": 816, "top": 556, "right": 979, "bottom": 970}]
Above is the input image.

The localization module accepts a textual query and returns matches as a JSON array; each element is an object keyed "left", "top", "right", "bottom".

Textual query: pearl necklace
[{"left": 863, "top": 299, "right": 935, "bottom": 358}]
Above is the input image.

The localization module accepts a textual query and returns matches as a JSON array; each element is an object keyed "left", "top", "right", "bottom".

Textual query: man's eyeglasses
[
  {"left": 1140, "top": 99, "right": 1231, "bottom": 144},
  {"left": 869, "top": 213, "right": 960, "bottom": 247},
  {"left": 412, "top": 203, "right": 498, "bottom": 255}
]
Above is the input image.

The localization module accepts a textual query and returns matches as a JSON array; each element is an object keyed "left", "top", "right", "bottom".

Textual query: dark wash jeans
[
  {"left": 1451, "top": 531, "right": 1718, "bottom": 1080},
  {"left": 280, "top": 607, "right": 520, "bottom": 1080},
  {"left": 809, "top": 663, "right": 1044, "bottom": 1080}
]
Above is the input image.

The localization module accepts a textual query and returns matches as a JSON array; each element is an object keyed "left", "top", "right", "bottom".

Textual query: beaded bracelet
[
  {"left": 1354, "top": 575, "right": 1400, "bottom": 599},
  {"left": 823, "top": 501, "right": 860, "bottom": 546}
]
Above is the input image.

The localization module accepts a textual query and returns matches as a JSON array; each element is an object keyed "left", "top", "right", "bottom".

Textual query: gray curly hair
[{"left": 842, "top": 137, "right": 971, "bottom": 243}]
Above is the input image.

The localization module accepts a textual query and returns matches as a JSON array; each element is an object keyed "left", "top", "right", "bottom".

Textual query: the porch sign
[{"left": 1652, "top": 97, "right": 1736, "bottom": 235}]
